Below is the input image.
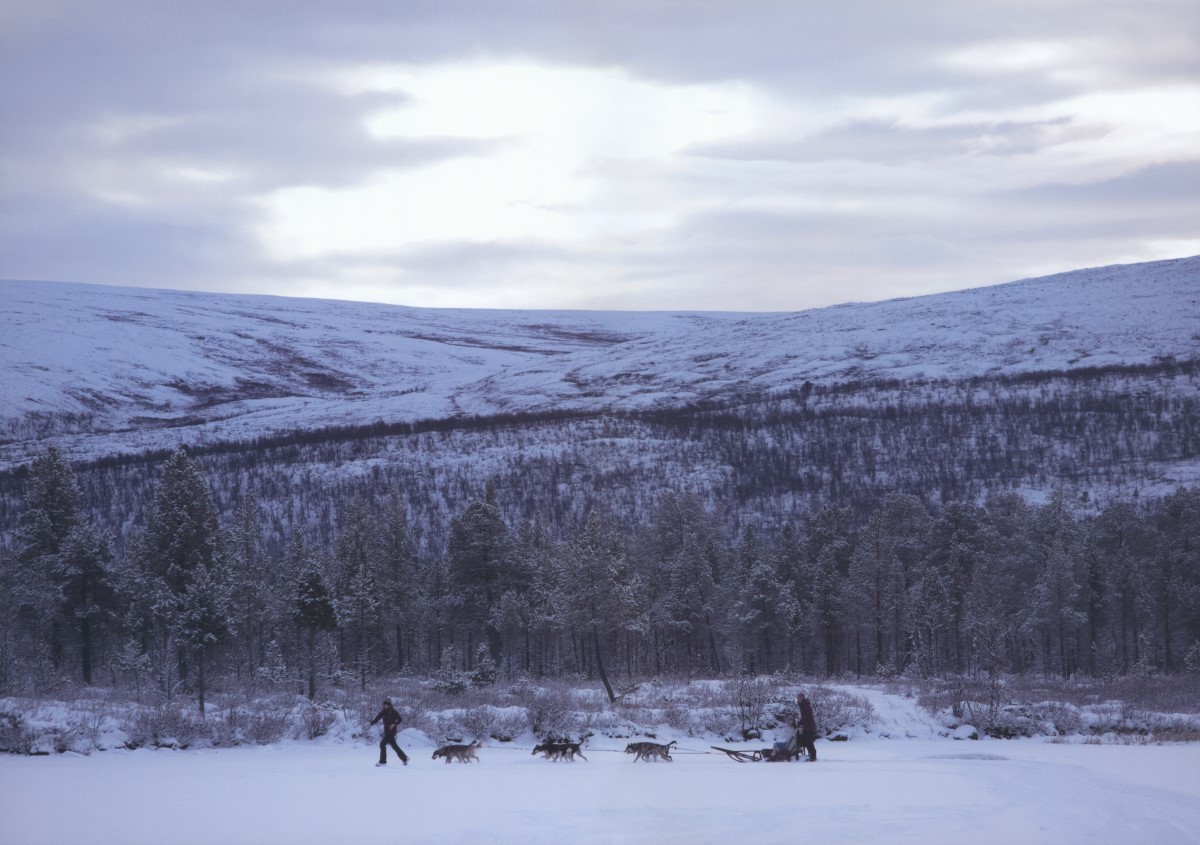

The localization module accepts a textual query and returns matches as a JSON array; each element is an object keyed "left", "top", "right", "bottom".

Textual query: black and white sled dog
[{"left": 532, "top": 733, "right": 591, "bottom": 762}]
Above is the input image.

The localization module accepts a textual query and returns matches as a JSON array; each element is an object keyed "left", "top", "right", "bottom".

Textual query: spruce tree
[
  {"left": 134, "top": 448, "right": 230, "bottom": 713},
  {"left": 54, "top": 519, "right": 117, "bottom": 684},
  {"left": 13, "top": 447, "right": 81, "bottom": 673},
  {"left": 333, "top": 497, "right": 383, "bottom": 690},
  {"left": 562, "top": 512, "right": 640, "bottom": 702},
  {"left": 447, "top": 498, "right": 515, "bottom": 667},
  {"left": 291, "top": 537, "right": 337, "bottom": 700}
]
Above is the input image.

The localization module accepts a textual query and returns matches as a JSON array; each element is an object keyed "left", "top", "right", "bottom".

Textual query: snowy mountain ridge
[{"left": 1, "top": 255, "right": 1197, "bottom": 470}]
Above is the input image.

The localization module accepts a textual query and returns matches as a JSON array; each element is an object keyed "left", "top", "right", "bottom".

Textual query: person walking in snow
[
  {"left": 796, "top": 690, "right": 818, "bottom": 762},
  {"left": 370, "top": 698, "right": 408, "bottom": 766}
]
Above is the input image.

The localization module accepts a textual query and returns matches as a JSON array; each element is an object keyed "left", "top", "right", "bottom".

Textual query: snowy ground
[{"left": 3, "top": 732, "right": 1199, "bottom": 845}]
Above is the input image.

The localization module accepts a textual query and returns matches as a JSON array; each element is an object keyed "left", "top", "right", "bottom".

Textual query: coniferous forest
[{"left": 2, "top": 363, "right": 1198, "bottom": 711}]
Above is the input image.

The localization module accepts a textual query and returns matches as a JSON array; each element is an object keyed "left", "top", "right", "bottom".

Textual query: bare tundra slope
[{"left": 0, "top": 255, "right": 1197, "bottom": 470}]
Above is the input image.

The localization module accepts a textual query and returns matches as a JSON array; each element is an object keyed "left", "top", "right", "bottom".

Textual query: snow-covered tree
[
  {"left": 560, "top": 511, "right": 641, "bottom": 701},
  {"left": 132, "top": 448, "right": 231, "bottom": 712},
  {"left": 1150, "top": 487, "right": 1200, "bottom": 672},
  {"left": 800, "top": 504, "right": 854, "bottom": 675},
  {"left": 914, "top": 502, "right": 991, "bottom": 675},
  {"left": 641, "top": 493, "right": 727, "bottom": 675},
  {"left": 11, "top": 447, "right": 81, "bottom": 673},
  {"left": 15, "top": 447, "right": 79, "bottom": 563},
  {"left": 1025, "top": 492, "right": 1088, "bottom": 676},
  {"left": 732, "top": 525, "right": 794, "bottom": 673},
  {"left": 333, "top": 497, "right": 384, "bottom": 690},
  {"left": 447, "top": 497, "right": 518, "bottom": 667},
  {"left": 226, "top": 492, "right": 275, "bottom": 684},
  {"left": 377, "top": 495, "right": 419, "bottom": 671},
  {"left": 1086, "top": 501, "right": 1154, "bottom": 672},
  {"left": 54, "top": 518, "right": 117, "bottom": 684},
  {"left": 291, "top": 533, "right": 337, "bottom": 700}
]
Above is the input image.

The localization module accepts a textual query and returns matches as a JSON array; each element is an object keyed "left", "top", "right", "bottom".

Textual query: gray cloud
[
  {"left": 1, "top": 0, "right": 1197, "bottom": 308},
  {"left": 999, "top": 160, "right": 1200, "bottom": 207}
]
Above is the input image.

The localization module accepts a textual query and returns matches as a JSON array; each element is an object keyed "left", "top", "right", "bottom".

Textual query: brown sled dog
[
  {"left": 625, "top": 740, "right": 676, "bottom": 762},
  {"left": 432, "top": 740, "right": 480, "bottom": 763}
]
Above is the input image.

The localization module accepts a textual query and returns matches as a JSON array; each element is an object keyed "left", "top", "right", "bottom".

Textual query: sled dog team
[
  {"left": 422, "top": 735, "right": 678, "bottom": 765},
  {"left": 372, "top": 690, "right": 818, "bottom": 766}
]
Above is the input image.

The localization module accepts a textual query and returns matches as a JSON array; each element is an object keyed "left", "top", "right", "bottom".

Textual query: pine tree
[
  {"left": 226, "top": 493, "right": 274, "bottom": 684},
  {"left": 378, "top": 496, "right": 419, "bottom": 671},
  {"left": 54, "top": 519, "right": 117, "bottom": 684},
  {"left": 13, "top": 447, "right": 81, "bottom": 672},
  {"left": 916, "top": 502, "right": 991, "bottom": 675},
  {"left": 133, "top": 448, "right": 230, "bottom": 712},
  {"left": 175, "top": 559, "right": 232, "bottom": 715},
  {"left": 291, "top": 535, "right": 337, "bottom": 700},
  {"left": 1086, "top": 502, "right": 1154, "bottom": 672},
  {"left": 16, "top": 447, "right": 79, "bottom": 562},
  {"left": 733, "top": 526, "right": 792, "bottom": 674},
  {"left": 447, "top": 498, "right": 516, "bottom": 667},
  {"left": 773, "top": 523, "right": 807, "bottom": 672},
  {"left": 561, "top": 512, "right": 641, "bottom": 701},
  {"left": 643, "top": 493, "right": 727, "bottom": 675},
  {"left": 333, "top": 498, "right": 383, "bottom": 690},
  {"left": 801, "top": 504, "right": 854, "bottom": 675},
  {"left": 1026, "top": 492, "right": 1087, "bottom": 676},
  {"left": 1150, "top": 488, "right": 1200, "bottom": 672}
]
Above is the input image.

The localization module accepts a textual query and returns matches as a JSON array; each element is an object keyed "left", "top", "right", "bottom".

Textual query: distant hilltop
[{"left": 1, "top": 254, "right": 1197, "bottom": 470}]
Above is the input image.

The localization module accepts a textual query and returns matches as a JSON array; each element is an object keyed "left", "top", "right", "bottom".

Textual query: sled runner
[{"left": 711, "top": 727, "right": 804, "bottom": 762}]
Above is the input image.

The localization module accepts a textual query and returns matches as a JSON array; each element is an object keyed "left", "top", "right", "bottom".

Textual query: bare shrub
[
  {"left": 77, "top": 701, "right": 120, "bottom": 750},
  {"left": 301, "top": 703, "right": 336, "bottom": 740},
  {"left": 0, "top": 708, "right": 30, "bottom": 753},
  {"left": 726, "top": 678, "right": 775, "bottom": 740},
  {"left": 697, "top": 705, "right": 738, "bottom": 738},
  {"left": 431, "top": 712, "right": 464, "bottom": 743},
  {"left": 0, "top": 705, "right": 36, "bottom": 753},
  {"left": 1037, "top": 701, "right": 1083, "bottom": 736},
  {"left": 518, "top": 686, "right": 575, "bottom": 738},
  {"left": 488, "top": 709, "right": 528, "bottom": 742},
  {"left": 124, "top": 705, "right": 205, "bottom": 749},
  {"left": 808, "top": 685, "right": 877, "bottom": 735},
  {"left": 915, "top": 679, "right": 963, "bottom": 719},
  {"left": 245, "top": 708, "right": 290, "bottom": 744},
  {"left": 659, "top": 695, "right": 694, "bottom": 733},
  {"left": 458, "top": 705, "right": 499, "bottom": 741},
  {"left": 444, "top": 701, "right": 527, "bottom": 743},
  {"left": 335, "top": 691, "right": 382, "bottom": 741},
  {"left": 1151, "top": 716, "right": 1200, "bottom": 741}
]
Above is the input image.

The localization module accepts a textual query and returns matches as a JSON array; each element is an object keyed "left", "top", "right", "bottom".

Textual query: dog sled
[{"left": 711, "top": 727, "right": 805, "bottom": 763}]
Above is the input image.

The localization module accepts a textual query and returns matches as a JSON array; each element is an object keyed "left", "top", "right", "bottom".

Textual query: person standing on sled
[
  {"left": 796, "top": 690, "right": 818, "bottom": 762},
  {"left": 371, "top": 698, "right": 408, "bottom": 766}
]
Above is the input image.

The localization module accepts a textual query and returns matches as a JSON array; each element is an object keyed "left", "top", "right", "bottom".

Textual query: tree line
[
  {"left": 3, "top": 446, "right": 1198, "bottom": 712},
  {"left": 1, "top": 358, "right": 1193, "bottom": 565}
]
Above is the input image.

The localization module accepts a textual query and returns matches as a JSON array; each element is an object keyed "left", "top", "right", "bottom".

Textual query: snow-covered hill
[{"left": 1, "top": 255, "right": 1197, "bottom": 470}]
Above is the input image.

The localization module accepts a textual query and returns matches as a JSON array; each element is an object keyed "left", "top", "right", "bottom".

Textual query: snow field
[{"left": 2, "top": 733, "right": 1199, "bottom": 845}]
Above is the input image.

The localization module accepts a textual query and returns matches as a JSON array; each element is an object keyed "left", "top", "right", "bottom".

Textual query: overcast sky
[{"left": 1, "top": 1, "right": 1197, "bottom": 311}]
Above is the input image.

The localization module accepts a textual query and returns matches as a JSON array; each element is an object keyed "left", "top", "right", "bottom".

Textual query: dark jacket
[
  {"left": 370, "top": 706, "right": 402, "bottom": 736},
  {"left": 798, "top": 698, "right": 817, "bottom": 736}
]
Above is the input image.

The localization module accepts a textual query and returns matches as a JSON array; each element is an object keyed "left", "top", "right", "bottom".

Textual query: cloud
[
  {"left": 0, "top": 0, "right": 1197, "bottom": 309},
  {"left": 688, "top": 118, "right": 1115, "bottom": 164}
]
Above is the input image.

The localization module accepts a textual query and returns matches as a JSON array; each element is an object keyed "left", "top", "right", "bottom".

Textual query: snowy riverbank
[{"left": 4, "top": 680, "right": 1200, "bottom": 844}]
